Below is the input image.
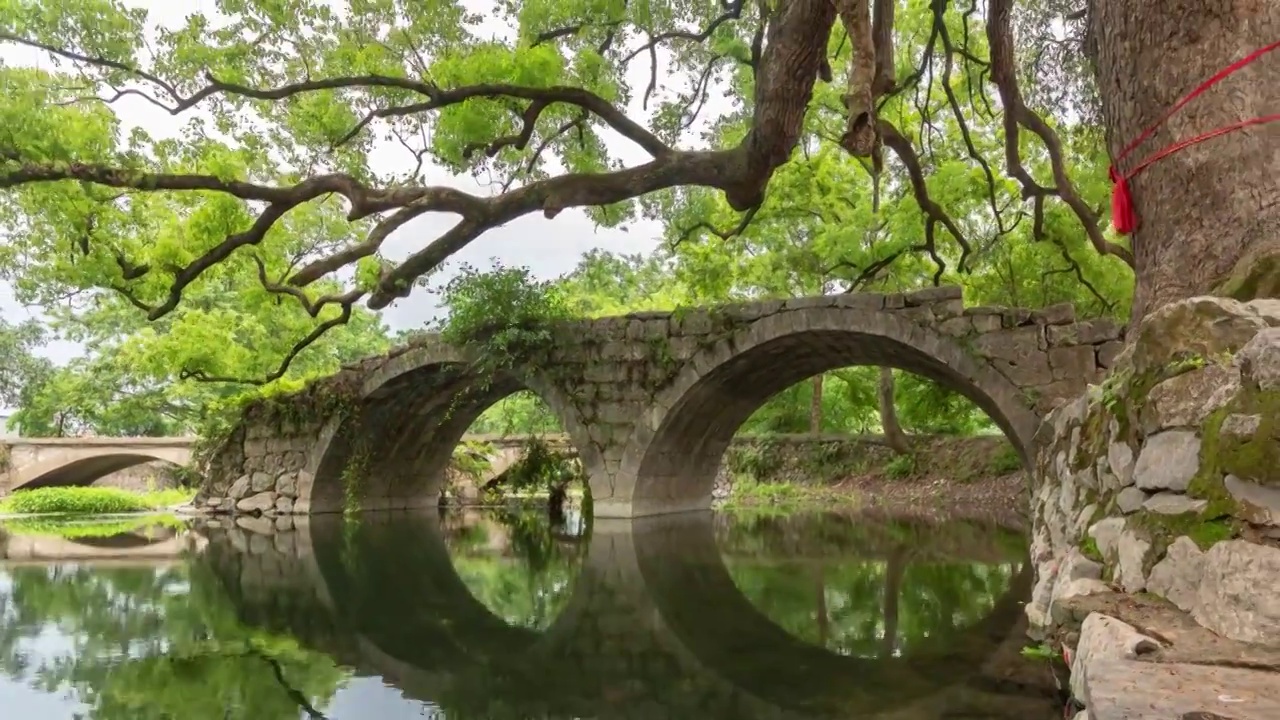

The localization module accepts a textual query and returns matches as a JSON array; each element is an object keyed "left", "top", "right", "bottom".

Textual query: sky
[{"left": 1, "top": 0, "right": 684, "bottom": 368}]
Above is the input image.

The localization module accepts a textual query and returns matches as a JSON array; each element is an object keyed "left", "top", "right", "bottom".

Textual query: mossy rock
[
  {"left": 1211, "top": 389, "right": 1280, "bottom": 486},
  {"left": 1217, "top": 249, "right": 1280, "bottom": 301}
]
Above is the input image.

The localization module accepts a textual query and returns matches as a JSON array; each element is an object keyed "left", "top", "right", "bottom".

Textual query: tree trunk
[
  {"left": 815, "top": 564, "right": 830, "bottom": 647},
  {"left": 878, "top": 368, "right": 910, "bottom": 454},
  {"left": 881, "top": 546, "right": 907, "bottom": 658},
  {"left": 809, "top": 374, "right": 824, "bottom": 435},
  {"left": 1089, "top": 0, "right": 1280, "bottom": 321}
]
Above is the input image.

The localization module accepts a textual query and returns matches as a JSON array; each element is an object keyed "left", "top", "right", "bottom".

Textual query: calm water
[{"left": 0, "top": 508, "right": 1060, "bottom": 719}]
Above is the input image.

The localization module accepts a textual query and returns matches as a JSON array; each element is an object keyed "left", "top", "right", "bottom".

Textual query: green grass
[
  {"left": 0, "top": 486, "right": 197, "bottom": 516},
  {"left": 0, "top": 515, "right": 185, "bottom": 539}
]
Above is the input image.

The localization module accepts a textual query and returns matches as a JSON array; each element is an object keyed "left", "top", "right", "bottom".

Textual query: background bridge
[{"left": 0, "top": 437, "right": 195, "bottom": 494}]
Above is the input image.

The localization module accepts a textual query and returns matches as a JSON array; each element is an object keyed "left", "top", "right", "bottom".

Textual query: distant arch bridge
[{"left": 0, "top": 437, "right": 195, "bottom": 494}]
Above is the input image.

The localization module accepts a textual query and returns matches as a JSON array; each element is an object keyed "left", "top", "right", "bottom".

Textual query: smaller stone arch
[
  {"left": 10, "top": 446, "right": 193, "bottom": 492},
  {"left": 301, "top": 341, "right": 603, "bottom": 514},
  {"left": 610, "top": 309, "right": 1042, "bottom": 516}
]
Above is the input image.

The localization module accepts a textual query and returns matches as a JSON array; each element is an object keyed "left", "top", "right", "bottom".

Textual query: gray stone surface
[
  {"left": 1142, "top": 364, "right": 1234, "bottom": 433},
  {"left": 1237, "top": 326, "right": 1280, "bottom": 391},
  {"left": 1106, "top": 442, "right": 1135, "bottom": 489},
  {"left": 1225, "top": 474, "right": 1280, "bottom": 526},
  {"left": 1116, "top": 530, "right": 1151, "bottom": 592},
  {"left": 1193, "top": 540, "right": 1280, "bottom": 646},
  {"left": 1116, "top": 486, "right": 1147, "bottom": 514},
  {"left": 1081, "top": 658, "right": 1280, "bottom": 720},
  {"left": 1133, "top": 431, "right": 1201, "bottom": 492},
  {"left": 1070, "top": 613, "right": 1160, "bottom": 701},
  {"left": 235, "top": 491, "right": 275, "bottom": 514},
  {"left": 1147, "top": 536, "right": 1204, "bottom": 613},
  {"left": 1089, "top": 518, "right": 1127, "bottom": 561},
  {"left": 1142, "top": 492, "right": 1208, "bottom": 515}
]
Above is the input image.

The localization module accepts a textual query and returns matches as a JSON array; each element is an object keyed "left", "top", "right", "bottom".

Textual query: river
[{"left": 0, "top": 507, "right": 1063, "bottom": 719}]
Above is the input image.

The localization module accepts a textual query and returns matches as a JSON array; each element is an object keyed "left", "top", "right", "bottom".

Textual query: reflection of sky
[{"left": 0, "top": 571, "right": 92, "bottom": 718}]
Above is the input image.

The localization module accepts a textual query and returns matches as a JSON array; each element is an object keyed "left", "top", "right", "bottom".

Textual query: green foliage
[
  {"left": 438, "top": 262, "right": 575, "bottom": 382},
  {"left": 0, "top": 515, "right": 184, "bottom": 539},
  {"left": 493, "top": 437, "right": 580, "bottom": 496},
  {"left": 452, "top": 440, "right": 496, "bottom": 480},
  {"left": 0, "top": 486, "right": 192, "bottom": 515},
  {"left": 989, "top": 443, "right": 1024, "bottom": 475},
  {"left": 884, "top": 454, "right": 918, "bottom": 480}
]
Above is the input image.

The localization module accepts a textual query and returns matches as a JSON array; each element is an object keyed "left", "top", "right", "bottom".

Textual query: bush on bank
[{"left": 0, "top": 486, "right": 195, "bottom": 515}]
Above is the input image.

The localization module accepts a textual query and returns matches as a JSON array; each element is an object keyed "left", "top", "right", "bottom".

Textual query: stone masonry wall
[
  {"left": 1026, "top": 297, "right": 1280, "bottom": 653},
  {"left": 196, "top": 286, "right": 1120, "bottom": 517}
]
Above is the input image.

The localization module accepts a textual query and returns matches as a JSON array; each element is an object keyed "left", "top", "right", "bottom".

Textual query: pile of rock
[{"left": 1025, "top": 296, "right": 1280, "bottom": 718}]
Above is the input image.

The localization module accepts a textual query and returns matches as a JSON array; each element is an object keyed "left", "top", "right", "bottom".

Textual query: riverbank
[{"left": 719, "top": 434, "right": 1027, "bottom": 522}]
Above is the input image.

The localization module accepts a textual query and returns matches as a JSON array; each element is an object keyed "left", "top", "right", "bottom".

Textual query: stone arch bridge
[
  {"left": 199, "top": 286, "right": 1123, "bottom": 518},
  {"left": 1, "top": 437, "right": 195, "bottom": 495}
]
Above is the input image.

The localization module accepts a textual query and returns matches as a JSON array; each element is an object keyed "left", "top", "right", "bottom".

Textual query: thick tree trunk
[
  {"left": 878, "top": 368, "right": 910, "bottom": 454},
  {"left": 1090, "top": 0, "right": 1280, "bottom": 320},
  {"left": 808, "top": 374, "right": 824, "bottom": 435}
]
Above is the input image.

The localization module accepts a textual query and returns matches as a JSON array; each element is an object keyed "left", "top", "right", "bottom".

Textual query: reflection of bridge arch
[
  {"left": 632, "top": 512, "right": 1034, "bottom": 715},
  {"left": 614, "top": 310, "right": 1041, "bottom": 515},
  {"left": 201, "top": 509, "right": 1037, "bottom": 717},
  {"left": 0, "top": 525, "right": 192, "bottom": 562},
  {"left": 297, "top": 342, "right": 602, "bottom": 514}
]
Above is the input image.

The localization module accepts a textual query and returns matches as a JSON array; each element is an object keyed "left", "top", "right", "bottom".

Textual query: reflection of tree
[
  {"left": 445, "top": 509, "right": 586, "bottom": 631},
  {"left": 722, "top": 512, "right": 1022, "bottom": 660},
  {"left": 0, "top": 562, "right": 347, "bottom": 719}
]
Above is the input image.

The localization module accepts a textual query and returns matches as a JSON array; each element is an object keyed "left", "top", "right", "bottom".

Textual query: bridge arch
[
  {"left": 611, "top": 309, "right": 1043, "bottom": 516},
  {"left": 301, "top": 342, "right": 602, "bottom": 514},
  {"left": 9, "top": 444, "right": 193, "bottom": 492}
]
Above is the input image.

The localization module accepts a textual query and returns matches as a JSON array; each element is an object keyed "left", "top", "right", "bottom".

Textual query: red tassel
[{"left": 1108, "top": 165, "right": 1137, "bottom": 236}]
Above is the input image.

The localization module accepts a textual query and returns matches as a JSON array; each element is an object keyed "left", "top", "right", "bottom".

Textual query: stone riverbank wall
[{"left": 1025, "top": 296, "right": 1280, "bottom": 720}]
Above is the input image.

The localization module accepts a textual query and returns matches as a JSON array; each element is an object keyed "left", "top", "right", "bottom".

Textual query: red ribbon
[{"left": 1108, "top": 40, "right": 1280, "bottom": 235}]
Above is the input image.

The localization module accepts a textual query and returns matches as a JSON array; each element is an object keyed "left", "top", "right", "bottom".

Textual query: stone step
[{"left": 1083, "top": 658, "right": 1280, "bottom": 720}]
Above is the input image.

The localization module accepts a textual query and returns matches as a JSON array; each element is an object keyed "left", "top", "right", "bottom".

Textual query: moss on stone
[
  {"left": 1128, "top": 510, "right": 1238, "bottom": 553},
  {"left": 1080, "top": 536, "right": 1103, "bottom": 562},
  {"left": 1214, "top": 388, "right": 1280, "bottom": 486},
  {"left": 1216, "top": 250, "right": 1280, "bottom": 302}
]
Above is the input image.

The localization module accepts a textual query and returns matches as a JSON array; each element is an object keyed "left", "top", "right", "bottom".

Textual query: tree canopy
[{"left": 0, "top": 0, "right": 1135, "bottom": 392}]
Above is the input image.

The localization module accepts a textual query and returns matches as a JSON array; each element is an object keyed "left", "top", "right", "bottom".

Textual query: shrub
[{"left": 0, "top": 487, "right": 177, "bottom": 515}]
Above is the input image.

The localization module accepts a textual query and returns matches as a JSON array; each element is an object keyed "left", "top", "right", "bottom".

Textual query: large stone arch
[
  {"left": 10, "top": 447, "right": 192, "bottom": 492},
  {"left": 298, "top": 342, "right": 602, "bottom": 514},
  {"left": 609, "top": 309, "right": 1043, "bottom": 516}
]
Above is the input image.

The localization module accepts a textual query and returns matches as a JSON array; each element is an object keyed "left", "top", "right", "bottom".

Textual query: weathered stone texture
[
  {"left": 1, "top": 437, "right": 194, "bottom": 494},
  {"left": 1028, "top": 296, "right": 1280, "bottom": 661},
  {"left": 197, "top": 286, "right": 1118, "bottom": 517}
]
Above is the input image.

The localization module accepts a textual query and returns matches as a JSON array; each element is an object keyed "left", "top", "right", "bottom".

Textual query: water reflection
[{"left": 0, "top": 508, "right": 1059, "bottom": 719}]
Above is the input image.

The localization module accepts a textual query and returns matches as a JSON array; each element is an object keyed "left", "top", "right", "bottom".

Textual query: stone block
[
  {"left": 250, "top": 471, "right": 274, "bottom": 493},
  {"left": 1002, "top": 308, "right": 1034, "bottom": 327},
  {"left": 1048, "top": 318, "right": 1123, "bottom": 346},
  {"left": 227, "top": 474, "right": 252, "bottom": 500},
  {"left": 830, "top": 293, "right": 886, "bottom": 310},
  {"left": 1133, "top": 430, "right": 1200, "bottom": 492},
  {"left": 1116, "top": 486, "right": 1146, "bottom": 514},
  {"left": 1034, "top": 302, "right": 1077, "bottom": 325},
  {"left": 236, "top": 491, "right": 276, "bottom": 515},
  {"left": 903, "top": 285, "right": 962, "bottom": 305},
  {"left": 1116, "top": 529, "right": 1151, "bottom": 592},
  {"left": 1140, "top": 362, "right": 1233, "bottom": 434},
  {"left": 937, "top": 316, "right": 973, "bottom": 337},
  {"left": 1225, "top": 474, "right": 1280, "bottom": 525},
  {"left": 884, "top": 293, "right": 905, "bottom": 309},
  {"left": 970, "top": 325, "right": 1042, "bottom": 361},
  {"left": 1146, "top": 535, "right": 1204, "bottom": 612},
  {"left": 276, "top": 471, "right": 298, "bottom": 499},
  {"left": 1237, "top": 326, "right": 1280, "bottom": 391},
  {"left": 1089, "top": 517, "right": 1126, "bottom": 561},
  {"left": 1141, "top": 491, "right": 1207, "bottom": 515},
  {"left": 1129, "top": 296, "right": 1270, "bottom": 376},
  {"left": 1096, "top": 341, "right": 1124, "bottom": 368},
  {"left": 1193, "top": 540, "right": 1280, "bottom": 645},
  {"left": 1106, "top": 441, "right": 1136, "bottom": 489},
  {"left": 1070, "top": 613, "right": 1160, "bottom": 702},
  {"left": 674, "top": 311, "right": 714, "bottom": 336},
  {"left": 897, "top": 304, "right": 935, "bottom": 324},
  {"left": 1050, "top": 345, "right": 1098, "bottom": 381},
  {"left": 930, "top": 298, "right": 964, "bottom": 320},
  {"left": 1081, "top": 658, "right": 1280, "bottom": 720}
]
